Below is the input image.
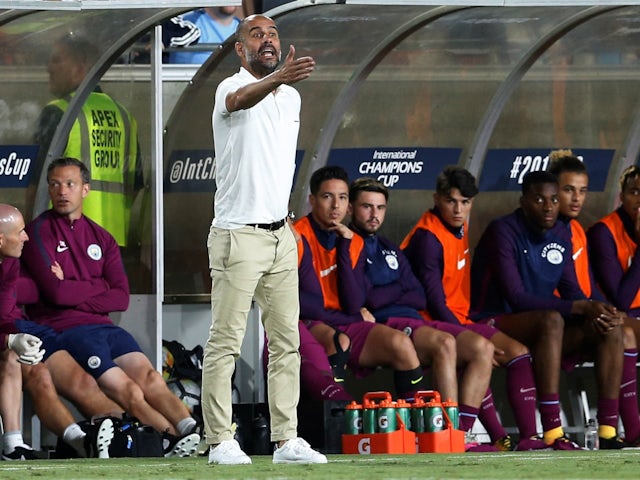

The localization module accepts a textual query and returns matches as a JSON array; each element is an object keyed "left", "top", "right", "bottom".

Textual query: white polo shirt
[{"left": 211, "top": 67, "right": 300, "bottom": 229}]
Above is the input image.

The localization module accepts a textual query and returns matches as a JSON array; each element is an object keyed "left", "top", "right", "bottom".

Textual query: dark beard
[
  {"left": 247, "top": 52, "right": 280, "bottom": 77},
  {"left": 249, "top": 58, "right": 278, "bottom": 77}
]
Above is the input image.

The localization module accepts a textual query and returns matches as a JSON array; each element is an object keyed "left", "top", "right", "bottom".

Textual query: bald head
[
  {"left": 235, "top": 14, "right": 275, "bottom": 43},
  {"left": 0, "top": 204, "right": 28, "bottom": 261},
  {"left": 0, "top": 204, "right": 23, "bottom": 233}
]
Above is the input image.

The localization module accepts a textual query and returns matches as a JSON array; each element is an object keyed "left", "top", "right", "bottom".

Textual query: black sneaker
[
  {"left": 599, "top": 436, "right": 630, "bottom": 450},
  {"left": 163, "top": 431, "right": 200, "bottom": 458},
  {"left": 2, "top": 446, "right": 39, "bottom": 461}
]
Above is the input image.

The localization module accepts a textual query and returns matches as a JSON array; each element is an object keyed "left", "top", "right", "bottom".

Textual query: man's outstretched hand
[{"left": 278, "top": 45, "right": 315, "bottom": 85}]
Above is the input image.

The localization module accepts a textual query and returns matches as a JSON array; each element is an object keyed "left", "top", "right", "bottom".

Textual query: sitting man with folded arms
[{"left": 20, "top": 158, "right": 200, "bottom": 458}]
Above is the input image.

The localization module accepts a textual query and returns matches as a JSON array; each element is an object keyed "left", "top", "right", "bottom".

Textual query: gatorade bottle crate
[
  {"left": 342, "top": 391, "right": 415, "bottom": 455},
  {"left": 341, "top": 390, "right": 465, "bottom": 454}
]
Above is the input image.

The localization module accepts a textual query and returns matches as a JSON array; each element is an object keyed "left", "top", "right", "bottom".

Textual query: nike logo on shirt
[
  {"left": 320, "top": 264, "right": 337, "bottom": 277},
  {"left": 56, "top": 241, "right": 69, "bottom": 253},
  {"left": 572, "top": 247, "right": 583, "bottom": 261}
]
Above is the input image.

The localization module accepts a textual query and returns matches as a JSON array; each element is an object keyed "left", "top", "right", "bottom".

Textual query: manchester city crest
[
  {"left": 87, "top": 244, "right": 102, "bottom": 261},
  {"left": 87, "top": 355, "right": 101, "bottom": 370},
  {"left": 385, "top": 253, "right": 399, "bottom": 270}
]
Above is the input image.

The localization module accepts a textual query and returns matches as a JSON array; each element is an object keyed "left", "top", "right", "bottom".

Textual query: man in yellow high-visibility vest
[{"left": 33, "top": 33, "right": 143, "bottom": 248}]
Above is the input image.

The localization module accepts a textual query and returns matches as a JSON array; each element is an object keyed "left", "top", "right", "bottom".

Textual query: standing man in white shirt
[{"left": 203, "top": 15, "right": 326, "bottom": 465}]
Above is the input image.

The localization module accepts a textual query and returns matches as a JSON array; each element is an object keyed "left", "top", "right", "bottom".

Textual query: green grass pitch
[{"left": 2, "top": 451, "right": 640, "bottom": 480}]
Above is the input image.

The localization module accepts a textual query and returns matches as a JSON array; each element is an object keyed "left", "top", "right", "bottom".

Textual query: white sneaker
[
  {"left": 272, "top": 437, "right": 328, "bottom": 464},
  {"left": 95, "top": 418, "right": 115, "bottom": 459},
  {"left": 208, "top": 439, "right": 252, "bottom": 465}
]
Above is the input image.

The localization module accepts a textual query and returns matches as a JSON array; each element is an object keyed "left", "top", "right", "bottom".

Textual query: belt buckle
[{"left": 251, "top": 218, "right": 285, "bottom": 230}]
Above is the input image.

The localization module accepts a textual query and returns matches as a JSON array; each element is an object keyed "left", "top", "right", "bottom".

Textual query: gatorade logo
[
  {"left": 432, "top": 414, "right": 443, "bottom": 429},
  {"left": 358, "top": 437, "right": 371, "bottom": 454},
  {"left": 378, "top": 415, "right": 389, "bottom": 430},
  {"left": 353, "top": 417, "right": 362, "bottom": 431}
]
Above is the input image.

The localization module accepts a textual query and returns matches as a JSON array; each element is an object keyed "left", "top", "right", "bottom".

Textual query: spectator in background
[
  {"left": 32, "top": 33, "right": 143, "bottom": 249},
  {"left": 170, "top": 7, "right": 241, "bottom": 65},
  {"left": 242, "top": 0, "right": 294, "bottom": 16},
  {"left": 128, "top": 15, "right": 201, "bottom": 64}
]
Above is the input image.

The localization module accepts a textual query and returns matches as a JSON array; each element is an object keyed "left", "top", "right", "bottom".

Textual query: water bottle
[
  {"left": 344, "top": 401, "right": 363, "bottom": 434},
  {"left": 441, "top": 398, "right": 459, "bottom": 430},
  {"left": 585, "top": 418, "right": 598, "bottom": 450},
  {"left": 377, "top": 400, "right": 397, "bottom": 433}
]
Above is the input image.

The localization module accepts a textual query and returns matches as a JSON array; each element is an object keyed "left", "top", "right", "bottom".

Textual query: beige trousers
[{"left": 202, "top": 224, "right": 301, "bottom": 444}]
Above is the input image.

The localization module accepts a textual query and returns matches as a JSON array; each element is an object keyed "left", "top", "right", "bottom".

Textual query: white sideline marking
[
  {"left": 0, "top": 462, "right": 175, "bottom": 471},
  {"left": 332, "top": 451, "right": 634, "bottom": 462}
]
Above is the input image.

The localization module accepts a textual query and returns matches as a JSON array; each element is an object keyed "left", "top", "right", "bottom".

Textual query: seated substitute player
[
  {"left": 400, "top": 167, "right": 553, "bottom": 451},
  {"left": 292, "top": 216, "right": 353, "bottom": 391},
  {"left": 471, "top": 169, "right": 627, "bottom": 449},
  {"left": 549, "top": 153, "right": 640, "bottom": 447},
  {"left": 19, "top": 157, "right": 200, "bottom": 457},
  {"left": 295, "top": 166, "right": 431, "bottom": 400},
  {"left": 349, "top": 177, "right": 516, "bottom": 452},
  {"left": 0, "top": 203, "right": 115, "bottom": 460},
  {"left": 588, "top": 165, "right": 640, "bottom": 345}
]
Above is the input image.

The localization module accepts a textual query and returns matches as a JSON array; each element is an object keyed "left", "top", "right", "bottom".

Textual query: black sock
[{"left": 394, "top": 367, "right": 425, "bottom": 398}]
